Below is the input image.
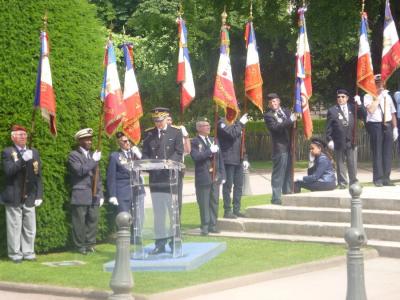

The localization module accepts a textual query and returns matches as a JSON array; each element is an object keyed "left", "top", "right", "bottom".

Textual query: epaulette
[
  {"left": 145, "top": 127, "right": 155, "bottom": 132},
  {"left": 170, "top": 125, "right": 181, "bottom": 129}
]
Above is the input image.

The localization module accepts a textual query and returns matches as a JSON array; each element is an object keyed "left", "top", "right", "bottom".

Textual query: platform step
[{"left": 245, "top": 205, "right": 400, "bottom": 226}]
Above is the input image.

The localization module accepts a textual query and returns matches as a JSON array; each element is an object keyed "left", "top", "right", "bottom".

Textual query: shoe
[
  {"left": 77, "top": 248, "right": 87, "bottom": 255},
  {"left": 337, "top": 184, "right": 347, "bottom": 190},
  {"left": 383, "top": 181, "right": 395, "bottom": 186},
  {"left": 200, "top": 231, "right": 209, "bottom": 236},
  {"left": 24, "top": 257, "right": 36, "bottom": 262},
  {"left": 86, "top": 246, "right": 96, "bottom": 253},
  {"left": 234, "top": 211, "right": 246, "bottom": 218},
  {"left": 149, "top": 246, "right": 166, "bottom": 255},
  {"left": 12, "top": 259, "right": 22, "bottom": 264},
  {"left": 168, "top": 240, "right": 174, "bottom": 251},
  {"left": 209, "top": 228, "right": 220, "bottom": 234},
  {"left": 271, "top": 200, "right": 282, "bottom": 205},
  {"left": 223, "top": 212, "right": 237, "bottom": 219},
  {"left": 374, "top": 182, "right": 383, "bottom": 187}
]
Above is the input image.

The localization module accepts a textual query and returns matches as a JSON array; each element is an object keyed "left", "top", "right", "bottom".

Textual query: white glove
[
  {"left": 295, "top": 176, "right": 303, "bottom": 182},
  {"left": 382, "top": 90, "right": 389, "bottom": 97},
  {"left": 239, "top": 113, "right": 249, "bottom": 125},
  {"left": 309, "top": 153, "right": 315, "bottom": 162},
  {"left": 34, "top": 199, "right": 43, "bottom": 207},
  {"left": 109, "top": 197, "right": 118, "bottom": 206},
  {"left": 22, "top": 150, "right": 33, "bottom": 161},
  {"left": 131, "top": 146, "right": 142, "bottom": 159},
  {"left": 394, "top": 127, "right": 399, "bottom": 142},
  {"left": 99, "top": 198, "right": 104, "bottom": 207},
  {"left": 221, "top": 179, "right": 226, "bottom": 184},
  {"left": 290, "top": 113, "right": 297, "bottom": 122},
  {"left": 210, "top": 144, "right": 219, "bottom": 153},
  {"left": 354, "top": 95, "right": 361, "bottom": 105},
  {"left": 243, "top": 160, "right": 250, "bottom": 170},
  {"left": 180, "top": 125, "right": 189, "bottom": 137},
  {"left": 328, "top": 140, "right": 334, "bottom": 150},
  {"left": 92, "top": 150, "right": 101, "bottom": 162}
]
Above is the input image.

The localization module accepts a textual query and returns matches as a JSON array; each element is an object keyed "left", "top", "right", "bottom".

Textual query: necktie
[
  {"left": 277, "top": 110, "right": 285, "bottom": 119},
  {"left": 205, "top": 137, "right": 211, "bottom": 147},
  {"left": 342, "top": 105, "right": 348, "bottom": 119},
  {"left": 87, "top": 152, "right": 91, "bottom": 160}
]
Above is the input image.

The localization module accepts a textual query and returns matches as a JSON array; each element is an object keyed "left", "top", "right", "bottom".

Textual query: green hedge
[{"left": 0, "top": 0, "right": 118, "bottom": 256}]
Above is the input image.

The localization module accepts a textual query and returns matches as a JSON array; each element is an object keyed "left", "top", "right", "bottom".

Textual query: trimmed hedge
[{"left": 0, "top": 0, "right": 117, "bottom": 256}]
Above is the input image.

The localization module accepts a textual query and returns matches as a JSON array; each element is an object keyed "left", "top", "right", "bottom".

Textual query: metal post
[
  {"left": 109, "top": 212, "right": 134, "bottom": 300},
  {"left": 242, "top": 168, "right": 252, "bottom": 196},
  {"left": 344, "top": 183, "right": 367, "bottom": 300}
]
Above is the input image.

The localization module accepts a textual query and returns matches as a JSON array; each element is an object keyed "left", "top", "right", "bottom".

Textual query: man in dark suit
[
  {"left": 142, "top": 107, "right": 184, "bottom": 254},
  {"left": 1, "top": 125, "right": 43, "bottom": 263},
  {"left": 107, "top": 131, "right": 144, "bottom": 243},
  {"left": 191, "top": 118, "right": 225, "bottom": 236},
  {"left": 264, "top": 93, "right": 296, "bottom": 204},
  {"left": 217, "top": 114, "right": 249, "bottom": 219},
  {"left": 326, "top": 89, "right": 364, "bottom": 188},
  {"left": 68, "top": 128, "right": 104, "bottom": 255}
]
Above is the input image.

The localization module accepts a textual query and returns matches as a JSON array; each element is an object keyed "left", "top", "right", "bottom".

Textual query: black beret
[
  {"left": 336, "top": 89, "right": 350, "bottom": 97},
  {"left": 266, "top": 93, "right": 280, "bottom": 101}
]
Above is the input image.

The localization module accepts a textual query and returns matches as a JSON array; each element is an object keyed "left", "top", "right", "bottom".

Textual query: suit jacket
[
  {"left": 142, "top": 125, "right": 184, "bottom": 185},
  {"left": 1, "top": 145, "right": 43, "bottom": 207},
  {"left": 217, "top": 118, "right": 247, "bottom": 165},
  {"left": 106, "top": 150, "right": 142, "bottom": 202},
  {"left": 326, "top": 103, "right": 365, "bottom": 150},
  {"left": 68, "top": 149, "right": 103, "bottom": 205},
  {"left": 264, "top": 107, "right": 293, "bottom": 155},
  {"left": 190, "top": 136, "right": 226, "bottom": 186}
]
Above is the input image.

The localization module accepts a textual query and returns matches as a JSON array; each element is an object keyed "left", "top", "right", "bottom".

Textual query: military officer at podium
[
  {"left": 191, "top": 118, "right": 225, "bottom": 235},
  {"left": 142, "top": 107, "right": 184, "bottom": 254}
]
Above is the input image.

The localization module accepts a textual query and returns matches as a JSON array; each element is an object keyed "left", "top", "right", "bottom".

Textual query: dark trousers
[
  {"left": 295, "top": 180, "right": 336, "bottom": 192},
  {"left": 334, "top": 146, "right": 357, "bottom": 186},
  {"left": 271, "top": 152, "right": 292, "bottom": 204},
  {"left": 71, "top": 205, "right": 99, "bottom": 250},
  {"left": 366, "top": 122, "right": 393, "bottom": 184},
  {"left": 222, "top": 164, "right": 243, "bottom": 214},
  {"left": 196, "top": 182, "right": 219, "bottom": 233}
]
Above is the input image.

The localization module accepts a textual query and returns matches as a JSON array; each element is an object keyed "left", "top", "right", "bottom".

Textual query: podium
[{"left": 129, "top": 159, "right": 184, "bottom": 259}]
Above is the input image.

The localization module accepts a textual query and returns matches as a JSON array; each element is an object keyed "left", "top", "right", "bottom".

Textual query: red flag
[
  {"left": 357, "top": 12, "right": 377, "bottom": 97},
  {"left": 381, "top": 0, "right": 400, "bottom": 84},
  {"left": 294, "top": 7, "right": 313, "bottom": 139},
  {"left": 34, "top": 31, "right": 56, "bottom": 136},
  {"left": 244, "top": 21, "right": 263, "bottom": 113},
  {"left": 213, "top": 23, "right": 239, "bottom": 124},
  {"left": 121, "top": 43, "right": 143, "bottom": 145},
  {"left": 101, "top": 39, "right": 124, "bottom": 136}
]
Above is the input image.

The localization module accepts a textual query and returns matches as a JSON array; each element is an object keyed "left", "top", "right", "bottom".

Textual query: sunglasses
[{"left": 120, "top": 139, "right": 130, "bottom": 143}]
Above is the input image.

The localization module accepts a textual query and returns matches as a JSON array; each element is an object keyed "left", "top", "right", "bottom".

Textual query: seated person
[{"left": 294, "top": 138, "right": 336, "bottom": 193}]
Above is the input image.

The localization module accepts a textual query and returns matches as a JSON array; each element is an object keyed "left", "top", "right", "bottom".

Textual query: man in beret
[
  {"left": 142, "top": 107, "right": 184, "bottom": 254},
  {"left": 326, "top": 89, "right": 365, "bottom": 189},
  {"left": 68, "top": 128, "right": 104, "bottom": 255},
  {"left": 264, "top": 93, "right": 296, "bottom": 204},
  {"left": 107, "top": 131, "right": 144, "bottom": 243},
  {"left": 217, "top": 111, "right": 250, "bottom": 218},
  {"left": 1, "top": 125, "right": 43, "bottom": 263},
  {"left": 363, "top": 74, "right": 398, "bottom": 186},
  {"left": 191, "top": 118, "right": 225, "bottom": 235}
]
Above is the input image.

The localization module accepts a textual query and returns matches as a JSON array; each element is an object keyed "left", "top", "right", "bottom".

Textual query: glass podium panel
[{"left": 129, "top": 159, "right": 184, "bottom": 259}]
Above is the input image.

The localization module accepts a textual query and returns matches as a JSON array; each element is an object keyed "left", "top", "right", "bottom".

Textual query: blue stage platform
[{"left": 103, "top": 242, "right": 226, "bottom": 272}]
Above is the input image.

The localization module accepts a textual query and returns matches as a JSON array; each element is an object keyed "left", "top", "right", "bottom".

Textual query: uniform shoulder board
[
  {"left": 145, "top": 127, "right": 155, "bottom": 132},
  {"left": 170, "top": 125, "right": 181, "bottom": 129}
]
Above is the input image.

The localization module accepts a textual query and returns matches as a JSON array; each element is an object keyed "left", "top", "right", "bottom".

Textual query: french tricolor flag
[
  {"left": 122, "top": 43, "right": 143, "bottom": 145},
  {"left": 101, "top": 39, "right": 124, "bottom": 137},
  {"left": 176, "top": 17, "right": 195, "bottom": 112},
  {"left": 357, "top": 12, "right": 377, "bottom": 97},
  {"left": 381, "top": 0, "right": 400, "bottom": 84},
  {"left": 295, "top": 7, "right": 312, "bottom": 139},
  {"left": 244, "top": 21, "right": 263, "bottom": 113},
  {"left": 34, "top": 31, "right": 57, "bottom": 136},
  {"left": 213, "top": 24, "right": 239, "bottom": 124}
]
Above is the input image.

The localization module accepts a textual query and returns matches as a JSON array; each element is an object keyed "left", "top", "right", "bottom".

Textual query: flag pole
[
  {"left": 91, "top": 30, "right": 110, "bottom": 198},
  {"left": 178, "top": 1, "right": 184, "bottom": 123}
]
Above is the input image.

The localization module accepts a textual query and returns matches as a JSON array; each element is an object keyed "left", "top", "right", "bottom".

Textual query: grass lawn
[{"left": 0, "top": 194, "right": 346, "bottom": 295}]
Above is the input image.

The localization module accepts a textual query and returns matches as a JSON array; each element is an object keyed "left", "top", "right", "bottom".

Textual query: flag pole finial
[
  {"left": 221, "top": 6, "right": 227, "bottom": 26},
  {"left": 178, "top": 1, "right": 183, "bottom": 17},
  {"left": 42, "top": 11, "right": 48, "bottom": 31},
  {"left": 249, "top": 0, "right": 253, "bottom": 21},
  {"left": 361, "top": 0, "right": 365, "bottom": 13}
]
